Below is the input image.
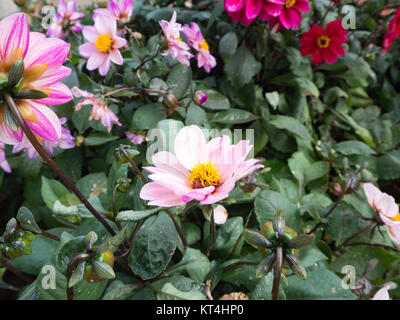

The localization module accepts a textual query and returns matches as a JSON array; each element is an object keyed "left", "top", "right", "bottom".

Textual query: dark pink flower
[{"left": 382, "top": 6, "right": 400, "bottom": 55}]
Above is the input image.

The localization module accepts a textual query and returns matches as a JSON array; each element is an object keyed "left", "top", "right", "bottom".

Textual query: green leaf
[
  {"left": 335, "top": 141, "right": 376, "bottom": 155},
  {"left": 287, "top": 266, "right": 356, "bottom": 299},
  {"left": 84, "top": 133, "right": 119, "bottom": 146},
  {"left": 16, "top": 207, "right": 41, "bottom": 233},
  {"left": 132, "top": 103, "right": 167, "bottom": 130},
  {"left": 212, "top": 217, "right": 244, "bottom": 258},
  {"left": 167, "top": 64, "right": 192, "bottom": 99},
  {"left": 129, "top": 212, "right": 177, "bottom": 280},
  {"left": 201, "top": 89, "right": 231, "bottom": 110},
  {"left": 185, "top": 104, "right": 207, "bottom": 126},
  {"left": 270, "top": 116, "right": 313, "bottom": 141},
  {"left": 41, "top": 177, "right": 79, "bottom": 209},
  {"left": 55, "top": 236, "right": 87, "bottom": 274},
  {"left": 177, "top": 248, "right": 211, "bottom": 282},
  {"left": 68, "top": 261, "right": 86, "bottom": 288},
  {"left": 116, "top": 208, "right": 160, "bottom": 222},
  {"left": 156, "top": 283, "right": 206, "bottom": 300},
  {"left": 376, "top": 150, "right": 400, "bottom": 180},
  {"left": 219, "top": 31, "right": 238, "bottom": 61},
  {"left": 255, "top": 190, "right": 300, "bottom": 231},
  {"left": 210, "top": 108, "right": 258, "bottom": 124},
  {"left": 225, "top": 43, "right": 261, "bottom": 88}
]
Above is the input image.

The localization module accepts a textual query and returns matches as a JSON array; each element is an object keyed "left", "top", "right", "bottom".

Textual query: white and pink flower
[
  {"left": 47, "top": 0, "right": 85, "bottom": 39},
  {"left": 72, "top": 87, "right": 121, "bottom": 132},
  {"left": 159, "top": 11, "right": 193, "bottom": 67},
  {"left": 94, "top": 0, "right": 133, "bottom": 24},
  {"left": 363, "top": 183, "right": 400, "bottom": 244},
  {"left": 79, "top": 15, "right": 127, "bottom": 76},
  {"left": 0, "top": 13, "right": 72, "bottom": 146},
  {"left": 140, "top": 125, "right": 263, "bottom": 207},
  {"left": 183, "top": 22, "right": 216, "bottom": 73},
  {"left": 12, "top": 118, "right": 75, "bottom": 159}
]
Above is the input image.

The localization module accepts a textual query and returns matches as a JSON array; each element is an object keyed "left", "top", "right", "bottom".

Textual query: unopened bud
[
  {"left": 116, "top": 177, "right": 132, "bottom": 192},
  {"left": 332, "top": 182, "right": 343, "bottom": 196},
  {"left": 75, "top": 136, "right": 85, "bottom": 147},
  {"left": 193, "top": 91, "right": 207, "bottom": 105},
  {"left": 163, "top": 92, "right": 179, "bottom": 114}
]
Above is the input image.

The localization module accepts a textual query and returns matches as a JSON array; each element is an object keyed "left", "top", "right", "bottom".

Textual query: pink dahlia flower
[
  {"left": 0, "top": 143, "right": 11, "bottom": 173},
  {"left": 94, "top": 0, "right": 133, "bottom": 24},
  {"left": 0, "top": 13, "right": 72, "bottom": 146},
  {"left": 225, "top": 0, "right": 284, "bottom": 25},
  {"left": 382, "top": 6, "right": 400, "bottom": 56},
  {"left": 263, "top": 0, "right": 309, "bottom": 30},
  {"left": 159, "top": 11, "right": 193, "bottom": 67},
  {"left": 79, "top": 15, "right": 127, "bottom": 76},
  {"left": 47, "top": 0, "right": 84, "bottom": 39},
  {"left": 363, "top": 183, "right": 400, "bottom": 245},
  {"left": 182, "top": 22, "right": 216, "bottom": 73},
  {"left": 12, "top": 118, "right": 75, "bottom": 159},
  {"left": 140, "top": 125, "right": 263, "bottom": 207},
  {"left": 72, "top": 87, "right": 121, "bottom": 132}
]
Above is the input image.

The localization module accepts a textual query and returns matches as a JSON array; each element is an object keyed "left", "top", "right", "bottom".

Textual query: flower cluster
[{"left": 160, "top": 12, "right": 216, "bottom": 73}]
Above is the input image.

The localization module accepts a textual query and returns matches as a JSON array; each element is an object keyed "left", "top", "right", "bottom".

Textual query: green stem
[
  {"left": 166, "top": 210, "right": 188, "bottom": 249},
  {"left": 272, "top": 246, "right": 283, "bottom": 300},
  {"left": 206, "top": 210, "right": 216, "bottom": 256},
  {"left": 119, "top": 145, "right": 147, "bottom": 184},
  {"left": 5, "top": 93, "right": 116, "bottom": 237},
  {"left": 66, "top": 253, "right": 90, "bottom": 300}
]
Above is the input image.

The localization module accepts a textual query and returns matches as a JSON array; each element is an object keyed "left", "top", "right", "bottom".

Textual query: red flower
[
  {"left": 299, "top": 19, "right": 348, "bottom": 64},
  {"left": 330, "top": 0, "right": 340, "bottom": 3},
  {"left": 382, "top": 6, "right": 400, "bottom": 56}
]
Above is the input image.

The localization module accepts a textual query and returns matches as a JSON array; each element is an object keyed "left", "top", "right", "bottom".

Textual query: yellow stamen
[
  {"left": 285, "top": 0, "right": 296, "bottom": 8},
  {"left": 175, "top": 37, "right": 182, "bottom": 42},
  {"left": 95, "top": 34, "right": 113, "bottom": 53},
  {"left": 391, "top": 213, "right": 400, "bottom": 222},
  {"left": 187, "top": 162, "right": 221, "bottom": 188},
  {"left": 317, "top": 35, "right": 331, "bottom": 48},
  {"left": 200, "top": 39, "right": 209, "bottom": 51}
]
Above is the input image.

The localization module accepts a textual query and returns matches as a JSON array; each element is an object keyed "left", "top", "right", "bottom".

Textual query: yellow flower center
[
  {"left": 175, "top": 37, "right": 182, "bottom": 42},
  {"left": 200, "top": 39, "right": 209, "bottom": 51},
  {"left": 391, "top": 213, "right": 400, "bottom": 222},
  {"left": 95, "top": 34, "right": 113, "bottom": 53},
  {"left": 317, "top": 35, "right": 331, "bottom": 48},
  {"left": 285, "top": 0, "right": 296, "bottom": 8},
  {"left": 188, "top": 162, "right": 221, "bottom": 189}
]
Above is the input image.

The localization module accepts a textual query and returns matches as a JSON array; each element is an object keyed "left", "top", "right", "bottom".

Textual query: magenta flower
[
  {"left": 363, "top": 183, "right": 400, "bottom": 245},
  {"left": 47, "top": 0, "right": 85, "bottom": 39},
  {"left": 72, "top": 87, "right": 121, "bottom": 132},
  {"left": 79, "top": 15, "right": 127, "bottom": 76},
  {"left": 159, "top": 11, "right": 193, "bottom": 67},
  {"left": 194, "top": 90, "right": 207, "bottom": 105},
  {"left": 182, "top": 22, "right": 216, "bottom": 73},
  {"left": 0, "top": 143, "right": 11, "bottom": 173},
  {"left": 269, "top": 0, "right": 309, "bottom": 30},
  {"left": 140, "top": 125, "right": 263, "bottom": 207},
  {"left": 126, "top": 131, "right": 146, "bottom": 145},
  {"left": 0, "top": 13, "right": 72, "bottom": 146},
  {"left": 225, "top": 0, "right": 284, "bottom": 25},
  {"left": 12, "top": 118, "right": 75, "bottom": 159},
  {"left": 94, "top": 0, "right": 133, "bottom": 24}
]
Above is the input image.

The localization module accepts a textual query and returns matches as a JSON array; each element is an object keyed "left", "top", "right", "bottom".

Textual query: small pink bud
[{"left": 193, "top": 91, "right": 207, "bottom": 105}]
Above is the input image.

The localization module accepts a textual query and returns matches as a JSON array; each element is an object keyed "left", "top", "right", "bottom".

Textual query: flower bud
[
  {"left": 193, "top": 91, "right": 207, "bottom": 105},
  {"left": 287, "top": 234, "right": 315, "bottom": 249},
  {"left": 85, "top": 231, "right": 98, "bottom": 251},
  {"left": 163, "top": 92, "right": 179, "bottom": 114},
  {"left": 286, "top": 253, "right": 307, "bottom": 280},
  {"left": 331, "top": 182, "right": 343, "bottom": 196},
  {"left": 244, "top": 229, "right": 273, "bottom": 249},
  {"left": 213, "top": 205, "right": 228, "bottom": 225},
  {"left": 13, "top": 0, "right": 27, "bottom": 6},
  {"left": 256, "top": 253, "right": 275, "bottom": 278},
  {"left": 75, "top": 136, "right": 85, "bottom": 147},
  {"left": 273, "top": 209, "right": 285, "bottom": 240},
  {"left": 116, "top": 177, "right": 132, "bottom": 192}
]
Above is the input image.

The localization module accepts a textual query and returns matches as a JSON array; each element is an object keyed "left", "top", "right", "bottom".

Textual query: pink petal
[
  {"left": 25, "top": 102, "right": 61, "bottom": 142},
  {"left": 34, "top": 82, "right": 73, "bottom": 105},
  {"left": 79, "top": 42, "right": 97, "bottom": 58},
  {"left": 24, "top": 37, "right": 70, "bottom": 69},
  {"left": 174, "top": 125, "right": 207, "bottom": 170},
  {"left": 182, "top": 186, "right": 215, "bottom": 202},
  {"left": 140, "top": 182, "right": 184, "bottom": 207},
  {"left": 0, "top": 13, "right": 30, "bottom": 61},
  {"left": 98, "top": 57, "right": 111, "bottom": 76},
  {"left": 87, "top": 51, "right": 108, "bottom": 70},
  {"left": 110, "top": 49, "right": 123, "bottom": 65},
  {"left": 0, "top": 123, "right": 24, "bottom": 145},
  {"left": 82, "top": 26, "right": 100, "bottom": 42},
  {"left": 94, "top": 15, "right": 116, "bottom": 36}
]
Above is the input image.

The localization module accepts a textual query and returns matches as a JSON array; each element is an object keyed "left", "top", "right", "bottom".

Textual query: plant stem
[
  {"left": 166, "top": 210, "right": 188, "bottom": 248},
  {"left": 119, "top": 145, "right": 147, "bottom": 184},
  {"left": 320, "top": 2, "right": 334, "bottom": 25},
  {"left": 5, "top": 93, "right": 116, "bottom": 237},
  {"left": 222, "top": 260, "right": 260, "bottom": 273},
  {"left": 340, "top": 221, "right": 375, "bottom": 247},
  {"left": 112, "top": 184, "right": 123, "bottom": 231},
  {"left": 272, "top": 246, "right": 282, "bottom": 300},
  {"left": 345, "top": 242, "right": 400, "bottom": 253},
  {"left": 205, "top": 280, "right": 213, "bottom": 300},
  {"left": 2, "top": 258, "right": 33, "bottom": 283},
  {"left": 206, "top": 210, "right": 216, "bottom": 256},
  {"left": 41, "top": 230, "right": 60, "bottom": 241},
  {"left": 66, "top": 253, "right": 90, "bottom": 300}
]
